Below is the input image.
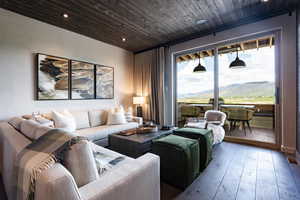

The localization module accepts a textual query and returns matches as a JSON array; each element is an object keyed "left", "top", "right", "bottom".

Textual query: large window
[
  {"left": 176, "top": 35, "right": 277, "bottom": 144},
  {"left": 218, "top": 46, "right": 275, "bottom": 104},
  {"left": 177, "top": 50, "right": 214, "bottom": 104}
]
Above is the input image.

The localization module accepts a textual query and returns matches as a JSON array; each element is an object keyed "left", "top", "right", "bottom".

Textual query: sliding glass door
[
  {"left": 176, "top": 49, "right": 215, "bottom": 127},
  {"left": 175, "top": 34, "right": 278, "bottom": 145}
]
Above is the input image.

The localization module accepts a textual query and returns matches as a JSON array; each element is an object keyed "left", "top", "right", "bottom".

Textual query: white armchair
[
  {"left": 204, "top": 110, "right": 226, "bottom": 144},
  {"left": 185, "top": 110, "right": 226, "bottom": 144},
  {"left": 204, "top": 110, "right": 227, "bottom": 126}
]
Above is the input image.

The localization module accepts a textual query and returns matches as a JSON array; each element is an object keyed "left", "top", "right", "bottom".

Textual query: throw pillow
[
  {"left": 52, "top": 110, "right": 76, "bottom": 132},
  {"left": 69, "top": 111, "right": 90, "bottom": 130},
  {"left": 107, "top": 109, "right": 127, "bottom": 125},
  {"left": 124, "top": 107, "right": 134, "bottom": 122},
  {"left": 64, "top": 140, "right": 99, "bottom": 187}
]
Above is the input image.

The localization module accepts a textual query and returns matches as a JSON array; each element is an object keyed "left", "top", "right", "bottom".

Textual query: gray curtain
[{"left": 133, "top": 47, "right": 166, "bottom": 125}]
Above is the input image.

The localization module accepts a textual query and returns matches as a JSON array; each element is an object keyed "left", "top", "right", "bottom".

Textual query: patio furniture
[
  {"left": 226, "top": 108, "right": 254, "bottom": 135},
  {"left": 208, "top": 97, "right": 225, "bottom": 105},
  {"left": 152, "top": 135, "right": 200, "bottom": 189},
  {"left": 204, "top": 110, "right": 227, "bottom": 126},
  {"left": 173, "top": 128, "right": 213, "bottom": 171},
  {"left": 184, "top": 110, "right": 226, "bottom": 144}
]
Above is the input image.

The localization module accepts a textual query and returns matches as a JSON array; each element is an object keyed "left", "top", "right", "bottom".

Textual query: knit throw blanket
[{"left": 13, "top": 129, "right": 86, "bottom": 200}]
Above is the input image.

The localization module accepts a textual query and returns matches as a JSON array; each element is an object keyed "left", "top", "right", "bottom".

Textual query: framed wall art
[
  {"left": 95, "top": 65, "right": 114, "bottom": 99},
  {"left": 36, "top": 53, "right": 114, "bottom": 101},
  {"left": 71, "top": 60, "right": 95, "bottom": 100},
  {"left": 37, "top": 54, "right": 70, "bottom": 100}
]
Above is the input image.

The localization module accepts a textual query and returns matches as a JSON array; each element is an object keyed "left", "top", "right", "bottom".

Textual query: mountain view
[{"left": 178, "top": 81, "right": 275, "bottom": 104}]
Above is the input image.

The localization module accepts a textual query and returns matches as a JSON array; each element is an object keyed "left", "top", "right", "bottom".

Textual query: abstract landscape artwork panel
[
  {"left": 37, "top": 54, "right": 69, "bottom": 100},
  {"left": 71, "top": 60, "right": 95, "bottom": 99},
  {"left": 96, "top": 65, "right": 114, "bottom": 99}
]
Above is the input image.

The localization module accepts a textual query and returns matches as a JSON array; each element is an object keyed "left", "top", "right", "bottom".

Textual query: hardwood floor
[
  {"left": 162, "top": 142, "right": 300, "bottom": 200},
  {"left": 226, "top": 127, "right": 276, "bottom": 144},
  {"left": 1, "top": 142, "right": 299, "bottom": 200}
]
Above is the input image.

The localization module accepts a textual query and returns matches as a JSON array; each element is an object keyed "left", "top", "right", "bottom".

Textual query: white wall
[
  {"left": 166, "top": 13, "right": 297, "bottom": 152},
  {"left": 0, "top": 8, "right": 134, "bottom": 120}
]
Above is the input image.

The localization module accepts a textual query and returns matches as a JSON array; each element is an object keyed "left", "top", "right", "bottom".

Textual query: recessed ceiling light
[
  {"left": 196, "top": 19, "right": 208, "bottom": 25},
  {"left": 261, "top": 0, "right": 269, "bottom": 2},
  {"left": 63, "top": 13, "right": 69, "bottom": 18},
  {"left": 122, "top": 37, "right": 126, "bottom": 42}
]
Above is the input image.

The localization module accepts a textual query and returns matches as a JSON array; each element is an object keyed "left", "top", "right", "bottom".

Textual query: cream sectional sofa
[
  {"left": 49, "top": 109, "right": 143, "bottom": 147},
  {"left": 0, "top": 117, "right": 159, "bottom": 200}
]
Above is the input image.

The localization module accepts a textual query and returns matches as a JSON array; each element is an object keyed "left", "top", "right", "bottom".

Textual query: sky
[{"left": 177, "top": 46, "right": 275, "bottom": 95}]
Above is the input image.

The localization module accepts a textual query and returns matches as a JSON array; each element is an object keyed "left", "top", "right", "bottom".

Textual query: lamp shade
[
  {"left": 229, "top": 57, "right": 246, "bottom": 69},
  {"left": 193, "top": 63, "right": 207, "bottom": 73},
  {"left": 133, "top": 96, "right": 145, "bottom": 105},
  {"left": 193, "top": 54, "right": 206, "bottom": 73},
  {"left": 229, "top": 48, "right": 246, "bottom": 69}
]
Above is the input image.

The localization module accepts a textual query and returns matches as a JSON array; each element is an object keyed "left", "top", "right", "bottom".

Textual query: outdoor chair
[{"left": 226, "top": 108, "right": 254, "bottom": 135}]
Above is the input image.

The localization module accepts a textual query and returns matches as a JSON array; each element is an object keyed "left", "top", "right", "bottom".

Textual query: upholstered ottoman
[
  {"left": 152, "top": 135, "right": 199, "bottom": 189},
  {"left": 173, "top": 128, "right": 213, "bottom": 171}
]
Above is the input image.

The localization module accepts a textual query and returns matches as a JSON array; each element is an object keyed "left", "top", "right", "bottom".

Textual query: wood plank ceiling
[
  {"left": 0, "top": 0, "right": 298, "bottom": 53},
  {"left": 177, "top": 36, "right": 275, "bottom": 62}
]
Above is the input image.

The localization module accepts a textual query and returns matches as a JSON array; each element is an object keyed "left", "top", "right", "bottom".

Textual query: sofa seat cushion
[{"left": 75, "top": 122, "right": 139, "bottom": 141}]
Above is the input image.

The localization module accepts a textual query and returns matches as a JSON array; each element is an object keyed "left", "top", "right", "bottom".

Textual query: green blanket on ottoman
[{"left": 173, "top": 128, "right": 213, "bottom": 171}]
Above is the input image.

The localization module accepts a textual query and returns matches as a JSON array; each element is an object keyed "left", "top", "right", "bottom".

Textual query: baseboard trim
[
  {"left": 224, "top": 136, "right": 280, "bottom": 150},
  {"left": 281, "top": 145, "right": 296, "bottom": 154},
  {"left": 296, "top": 151, "right": 300, "bottom": 164}
]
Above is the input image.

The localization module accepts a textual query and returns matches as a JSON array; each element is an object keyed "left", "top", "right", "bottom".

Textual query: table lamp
[{"left": 133, "top": 96, "right": 145, "bottom": 117}]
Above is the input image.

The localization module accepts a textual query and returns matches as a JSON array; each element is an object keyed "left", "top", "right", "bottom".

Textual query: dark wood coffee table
[{"left": 108, "top": 128, "right": 175, "bottom": 158}]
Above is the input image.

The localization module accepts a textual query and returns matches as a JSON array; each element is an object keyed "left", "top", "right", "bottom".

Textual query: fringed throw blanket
[
  {"left": 14, "top": 129, "right": 86, "bottom": 200},
  {"left": 93, "top": 151, "right": 125, "bottom": 175}
]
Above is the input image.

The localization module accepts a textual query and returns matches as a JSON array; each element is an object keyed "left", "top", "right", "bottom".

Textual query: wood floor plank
[
  {"left": 175, "top": 142, "right": 239, "bottom": 200},
  {"left": 235, "top": 147, "right": 259, "bottom": 200},
  {"left": 255, "top": 149, "right": 280, "bottom": 200},
  {"left": 271, "top": 151, "right": 300, "bottom": 200},
  {"left": 212, "top": 145, "right": 248, "bottom": 200},
  {"left": 289, "top": 163, "right": 300, "bottom": 191}
]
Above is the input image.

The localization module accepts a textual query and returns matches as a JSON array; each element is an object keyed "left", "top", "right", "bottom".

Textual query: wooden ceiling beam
[
  {"left": 240, "top": 43, "right": 245, "bottom": 51},
  {"left": 206, "top": 50, "right": 213, "bottom": 56},
  {"left": 269, "top": 37, "right": 273, "bottom": 48}
]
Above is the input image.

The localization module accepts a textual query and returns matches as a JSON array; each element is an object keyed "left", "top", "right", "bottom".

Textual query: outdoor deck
[{"left": 177, "top": 103, "right": 275, "bottom": 144}]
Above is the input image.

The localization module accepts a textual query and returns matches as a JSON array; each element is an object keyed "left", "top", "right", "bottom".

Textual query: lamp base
[{"left": 136, "top": 106, "right": 143, "bottom": 118}]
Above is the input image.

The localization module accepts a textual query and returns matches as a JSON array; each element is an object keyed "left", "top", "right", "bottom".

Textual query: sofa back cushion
[
  {"left": 88, "top": 110, "right": 107, "bottom": 127},
  {"left": 70, "top": 111, "right": 90, "bottom": 130},
  {"left": 64, "top": 140, "right": 99, "bottom": 187},
  {"left": 107, "top": 110, "right": 127, "bottom": 125}
]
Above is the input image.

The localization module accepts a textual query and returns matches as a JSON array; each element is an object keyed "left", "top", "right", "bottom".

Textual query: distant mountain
[{"left": 178, "top": 81, "right": 275, "bottom": 99}]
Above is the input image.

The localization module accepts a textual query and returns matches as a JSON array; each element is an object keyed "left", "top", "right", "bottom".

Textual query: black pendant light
[
  {"left": 229, "top": 47, "right": 246, "bottom": 69},
  {"left": 193, "top": 53, "right": 206, "bottom": 73}
]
